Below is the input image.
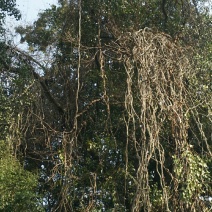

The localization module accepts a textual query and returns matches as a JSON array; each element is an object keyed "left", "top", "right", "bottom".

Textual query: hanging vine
[{"left": 113, "top": 28, "right": 211, "bottom": 211}]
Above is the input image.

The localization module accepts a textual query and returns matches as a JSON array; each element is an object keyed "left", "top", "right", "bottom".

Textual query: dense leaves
[
  {"left": 0, "top": 0, "right": 211, "bottom": 211},
  {"left": 0, "top": 141, "right": 43, "bottom": 212}
]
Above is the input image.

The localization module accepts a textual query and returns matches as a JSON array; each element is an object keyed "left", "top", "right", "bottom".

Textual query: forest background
[{"left": 0, "top": 0, "right": 211, "bottom": 211}]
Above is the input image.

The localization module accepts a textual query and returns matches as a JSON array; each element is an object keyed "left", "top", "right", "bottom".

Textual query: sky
[
  {"left": 16, "top": 0, "right": 58, "bottom": 24},
  {"left": 5, "top": 0, "right": 58, "bottom": 45}
]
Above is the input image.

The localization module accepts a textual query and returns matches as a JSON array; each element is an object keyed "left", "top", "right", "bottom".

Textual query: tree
[
  {"left": 2, "top": 0, "right": 211, "bottom": 211},
  {"left": 0, "top": 0, "right": 20, "bottom": 32},
  {"left": 0, "top": 1, "right": 45, "bottom": 211},
  {"left": 0, "top": 141, "right": 44, "bottom": 212}
]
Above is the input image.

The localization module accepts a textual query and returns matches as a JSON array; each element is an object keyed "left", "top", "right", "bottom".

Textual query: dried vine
[{"left": 115, "top": 28, "right": 210, "bottom": 211}]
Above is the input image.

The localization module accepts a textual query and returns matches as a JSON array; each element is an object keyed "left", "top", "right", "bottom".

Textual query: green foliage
[
  {"left": 173, "top": 146, "right": 210, "bottom": 202},
  {"left": 150, "top": 183, "right": 163, "bottom": 210},
  {"left": 2, "top": 0, "right": 212, "bottom": 211},
  {"left": 0, "top": 0, "right": 20, "bottom": 32},
  {"left": 0, "top": 141, "right": 44, "bottom": 212}
]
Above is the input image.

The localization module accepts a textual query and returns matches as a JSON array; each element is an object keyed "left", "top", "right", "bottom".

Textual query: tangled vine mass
[{"left": 1, "top": 1, "right": 211, "bottom": 211}]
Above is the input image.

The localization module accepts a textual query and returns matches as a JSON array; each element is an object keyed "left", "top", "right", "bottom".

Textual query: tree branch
[{"left": 7, "top": 45, "right": 65, "bottom": 115}]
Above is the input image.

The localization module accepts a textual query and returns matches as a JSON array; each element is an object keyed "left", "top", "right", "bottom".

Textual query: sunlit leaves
[
  {"left": 173, "top": 146, "right": 210, "bottom": 202},
  {"left": 0, "top": 141, "right": 43, "bottom": 211}
]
